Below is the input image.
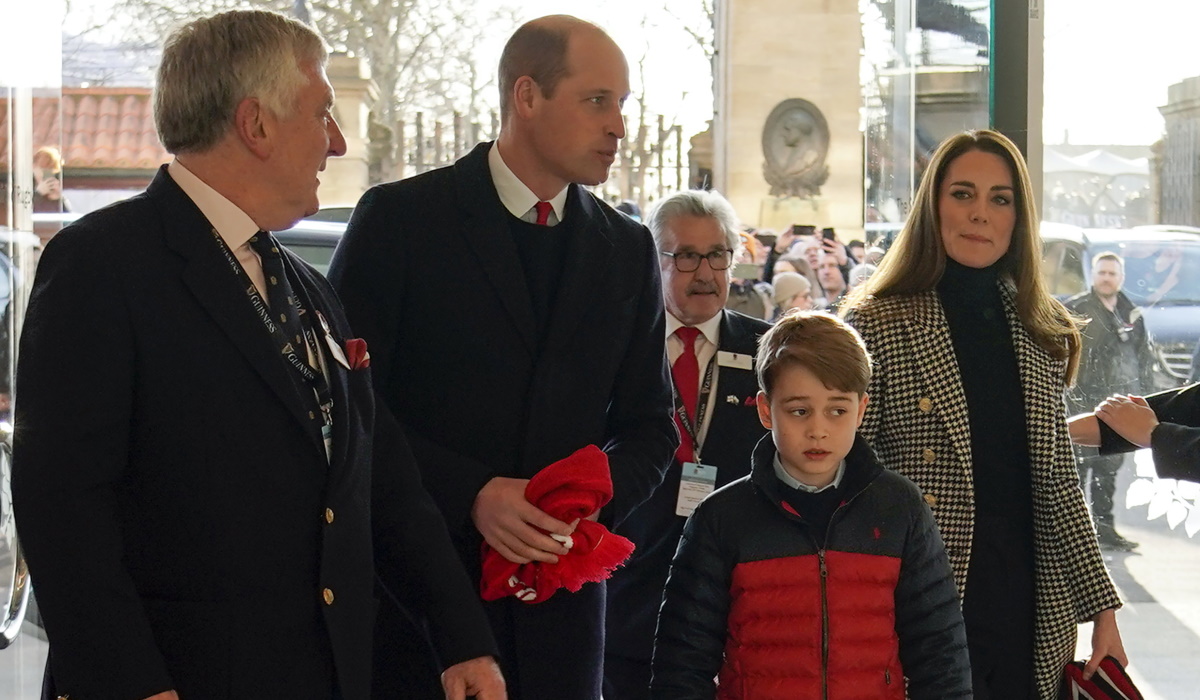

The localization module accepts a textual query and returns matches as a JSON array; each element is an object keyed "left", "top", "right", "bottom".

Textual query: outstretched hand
[{"left": 1096, "top": 394, "right": 1158, "bottom": 448}]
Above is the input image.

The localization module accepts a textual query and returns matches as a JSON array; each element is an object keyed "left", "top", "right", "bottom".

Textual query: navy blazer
[
  {"left": 605, "top": 309, "right": 771, "bottom": 664},
  {"left": 329, "top": 141, "right": 677, "bottom": 699},
  {"left": 12, "top": 167, "right": 494, "bottom": 700}
]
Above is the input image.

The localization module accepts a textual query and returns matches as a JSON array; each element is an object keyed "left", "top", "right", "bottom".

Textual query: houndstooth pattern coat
[{"left": 846, "top": 284, "right": 1122, "bottom": 700}]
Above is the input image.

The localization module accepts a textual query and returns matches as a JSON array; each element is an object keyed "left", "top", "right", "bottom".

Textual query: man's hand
[
  {"left": 143, "top": 692, "right": 179, "bottom": 700},
  {"left": 1067, "top": 412, "right": 1101, "bottom": 447},
  {"left": 1096, "top": 394, "right": 1159, "bottom": 448},
  {"left": 472, "top": 477, "right": 573, "bottom": 564},
  {"left": 1084, "top": 608, "right": 1128, "bottom": 680},
  {"left": 822, "top": 237, "right": 848, "bottom": 266},
  {"left": 441, "top": 655, "right": 506, "bottom": 700},
  {"left": 774, "top": 229, "right": 796, "bottom": 254}
]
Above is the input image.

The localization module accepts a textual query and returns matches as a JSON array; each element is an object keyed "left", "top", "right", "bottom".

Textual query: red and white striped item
[{"left": 1061, "top": 656, "right": 1144, "bottom": 700}]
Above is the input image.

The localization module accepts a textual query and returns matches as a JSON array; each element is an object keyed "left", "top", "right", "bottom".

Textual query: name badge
[
  {"left": 676, "top": 462, "right": 718, "bottom": 518},
  {"left": 717, "top": 351, "right": 753, "bottom": 371}
]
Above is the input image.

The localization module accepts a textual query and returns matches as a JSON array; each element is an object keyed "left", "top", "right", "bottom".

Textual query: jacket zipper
[{"left": 819, "top": 548, "right": 829, "bottom": 700}]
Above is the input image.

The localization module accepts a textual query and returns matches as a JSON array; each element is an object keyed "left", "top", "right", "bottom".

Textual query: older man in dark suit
[
  {"left": 12, "top": 11, "right": 501, "bottom": 700},
  {"left": 603, "top": 190, "right": 771, "bottom": 699},
  {"left": 328, "top": 15, "right": 677, "bottom": 700}
]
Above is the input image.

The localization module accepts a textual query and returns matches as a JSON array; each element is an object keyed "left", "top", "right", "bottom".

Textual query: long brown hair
[{"left": 842, "top": 129, "right": 1081, "bottom": 384}]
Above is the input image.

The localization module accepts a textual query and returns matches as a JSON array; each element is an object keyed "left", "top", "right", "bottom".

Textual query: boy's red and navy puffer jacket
[{"left": 652, "top": 435, "right": 970, "bottom": 700}]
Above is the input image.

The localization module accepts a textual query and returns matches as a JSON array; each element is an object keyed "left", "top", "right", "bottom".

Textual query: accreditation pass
[{"left": 676, "top": 462, "right": 718, "bottom": 518}]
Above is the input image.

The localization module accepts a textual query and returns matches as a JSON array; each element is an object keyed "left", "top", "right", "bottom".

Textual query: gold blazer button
[
  {"left": 918, "top": 397, "right": 933, "bottom": 412},
  {"left": 323, "top": 588, "right": 335, "bottom": 605},
  {"left": 922, "top": 448, "right": 936, "bottom": 463},
  {"left": 923, "top": 493, "right": 938, "bottom": 506},
  {"left": 325, "top": 508, "right": 335, "bottom": 524}
]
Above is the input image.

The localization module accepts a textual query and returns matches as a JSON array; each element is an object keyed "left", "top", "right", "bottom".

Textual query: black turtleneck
[
  {"left": 936, "top": 259, "right": 1033, "bottom": 521},
  {"left": 938, "top": 259, "right": 1037, "bottom": 689}
]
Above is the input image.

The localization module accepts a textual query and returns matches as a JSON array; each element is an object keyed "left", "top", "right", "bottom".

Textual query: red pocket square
[{"left": 345, "top": 338, "right": 370, "bottom": 369}]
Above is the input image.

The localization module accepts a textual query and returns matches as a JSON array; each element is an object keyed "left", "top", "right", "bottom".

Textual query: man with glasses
[
  {"left": 604, "top": 190, "right": 770, "bottom": 699},
  {"left": 329, "top": 15, "right": 676, "bottom": 700}
]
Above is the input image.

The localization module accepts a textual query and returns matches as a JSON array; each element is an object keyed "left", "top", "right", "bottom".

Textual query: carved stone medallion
[{"left": 762, "top": 98, "right": 831, "bottom": 198}]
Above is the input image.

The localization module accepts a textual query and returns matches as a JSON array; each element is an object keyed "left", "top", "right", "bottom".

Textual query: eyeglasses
[{"left": 660, "top": 249, "right": 735, "bottom": 272}]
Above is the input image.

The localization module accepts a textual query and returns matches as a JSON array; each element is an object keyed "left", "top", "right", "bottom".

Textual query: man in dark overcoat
[{"left": 328, "top": 14, "right": 677, "bottom": 700}]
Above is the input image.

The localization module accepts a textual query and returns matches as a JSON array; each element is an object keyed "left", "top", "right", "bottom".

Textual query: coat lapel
[
  {"left": 542, "top": 189, "right": 615, "bottom": 354},
  {"left": 453, "top": 143, "right": 538, "bottom": 357},
  {"left": 905, "top": 291, "right": 975, "bottom": 476},
  {"left": 1001, "top": 284, "right": 1065, "bottom": 493},
  {"left": 150, "top": 168, "right": 325, "bottom": 458},
  {"left": 288, "top": 256, "right": 355, "bottom": 475}
]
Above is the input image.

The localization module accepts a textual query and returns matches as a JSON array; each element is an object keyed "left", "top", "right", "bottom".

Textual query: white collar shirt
[{"left": 487, "top": 142, "right": 569, "bottom": 226}]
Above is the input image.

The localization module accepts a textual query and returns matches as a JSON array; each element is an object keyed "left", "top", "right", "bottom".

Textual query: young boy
[{"left": 651, "top": 311, "right": 970, "bottom": 699}]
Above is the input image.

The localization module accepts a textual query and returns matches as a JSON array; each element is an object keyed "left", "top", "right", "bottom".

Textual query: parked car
[
  {"left": 302, "top": 204, "right": 356, "bottom": 225},
  {"left": 275, "top": 219, "right": 346, "bottom": 276},
  {"left": 1041, "top": 222, "right": 1200, "bottom": 384}
]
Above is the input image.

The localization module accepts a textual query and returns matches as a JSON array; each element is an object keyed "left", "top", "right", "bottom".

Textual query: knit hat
[{"left": 772, "top": 271, "right": 811, "bottom": 305}]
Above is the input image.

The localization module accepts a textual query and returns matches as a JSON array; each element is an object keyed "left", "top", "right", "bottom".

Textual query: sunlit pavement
[
  {"left": 1, "top": 453, "right": 1197, "bottom": 699},
  {"left": 1076, "top": 451, "right": 1200, "bottom": 700}
]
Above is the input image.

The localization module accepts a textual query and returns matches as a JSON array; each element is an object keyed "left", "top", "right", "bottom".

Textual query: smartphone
[
  {"left": 792, "top": 224, "right": 815, "bottom": 237},
  {"left": 821, "top": 227, "right": 837, "bottom": 241}
]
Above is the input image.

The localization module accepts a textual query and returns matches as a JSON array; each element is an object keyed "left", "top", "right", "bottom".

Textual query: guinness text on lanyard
[
  {"left": 211, "top": 230, "right": 335, "bottom": 453},
  {"left": 672, "top": 356, "right": 717, "bottom": 462}
]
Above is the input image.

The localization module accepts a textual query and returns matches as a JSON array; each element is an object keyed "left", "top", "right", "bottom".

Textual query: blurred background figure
[
  {"left": 725, "top": 232, "right": 774, "bottom": 321},
  {"left": 816, "top": 252, "right": 847, "bottom": 310},
  {"left": 32, "top": 146, "right": 72, "bottom": 244},
  {"left": 847, "top": 262, "right": 877, "bottom": 293},
  {"left": 615, "top": 199, "right": 642, "bottom": 222},
  {"left": 1065, "top": 252, "right": 1157, "bottom": 552},
  {"left": 770, "top": 271, "right": 813, "bottom": 321}
]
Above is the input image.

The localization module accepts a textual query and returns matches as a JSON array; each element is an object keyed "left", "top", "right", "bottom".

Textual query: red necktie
[
  {"left": 534, "top": 201, "right": 552, "bottom": 226},
  {"left": 672, "top": 326, "right": 701, "bottom": 463}
]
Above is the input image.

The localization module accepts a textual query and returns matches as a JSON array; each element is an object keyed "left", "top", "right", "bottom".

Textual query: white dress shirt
[
  {"left": 666, "top": 311, "right": 724, "bottom": 460},
  {"left": 170, "top": 159, "right": 333, "bottom": 460},
  {"left": 488, "top": 143, "right": 569, "bottom": 225},
  {"left": 168, "top": 159, "right": 268, "bottom": 298}
]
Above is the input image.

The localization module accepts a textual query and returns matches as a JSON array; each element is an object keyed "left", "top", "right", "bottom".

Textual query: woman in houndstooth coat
[{"left": 843, "top": 129, "right": 1126, "bottom": 699}]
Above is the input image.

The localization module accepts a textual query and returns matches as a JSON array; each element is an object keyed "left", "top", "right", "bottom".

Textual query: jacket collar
[
  {"left": 749, "top": 433, "right": 883, "bottom": 516},
  {"left": 149, "top": 166, "right": 328, "bottom": 462}
]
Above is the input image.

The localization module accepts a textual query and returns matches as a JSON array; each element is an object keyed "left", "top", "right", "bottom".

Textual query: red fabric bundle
[{"left": 480, "top": 445, "right": 635, "bottom": 604}]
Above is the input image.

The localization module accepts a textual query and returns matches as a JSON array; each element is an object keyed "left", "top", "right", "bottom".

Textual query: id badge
[{"left": 676, "top": 462, "right": 718, "bottom": 518}]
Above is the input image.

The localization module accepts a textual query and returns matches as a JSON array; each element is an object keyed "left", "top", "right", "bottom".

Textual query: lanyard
[
  {"left": 671, "top": 355, "right": 717, "bottom": 460},
  {"left": 211, "top": 230, "right": 334, "bottom": 417}
]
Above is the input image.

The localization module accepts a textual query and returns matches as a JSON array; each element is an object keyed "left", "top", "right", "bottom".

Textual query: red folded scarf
[{"left": 480, "top": 445, "right": 635, "bottom": 604}]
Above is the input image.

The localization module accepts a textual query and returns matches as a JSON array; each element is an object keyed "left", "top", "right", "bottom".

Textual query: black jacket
[
  {"left": 12, "top": 168, "right": 495, "bottom": 700},
  {"left": 652, "top": 435, "right": 970, "bottom": 700},
  {"left": 1100, "top": 382, "right": 1200, "bottom": 482},
  {"left": 606, "top": 309, "right": 770, "bottom": 663},
  {"left": 1066, "top": 288, "right": 1156, "bottom": 410},
  {"left": 329, "top": 141, "right": 677, "bottom": 699}
]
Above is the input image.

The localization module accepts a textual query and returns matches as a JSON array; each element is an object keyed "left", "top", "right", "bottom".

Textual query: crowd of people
[{"left": 9, "top": 8, "right": 1199, "bottom": 700}]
